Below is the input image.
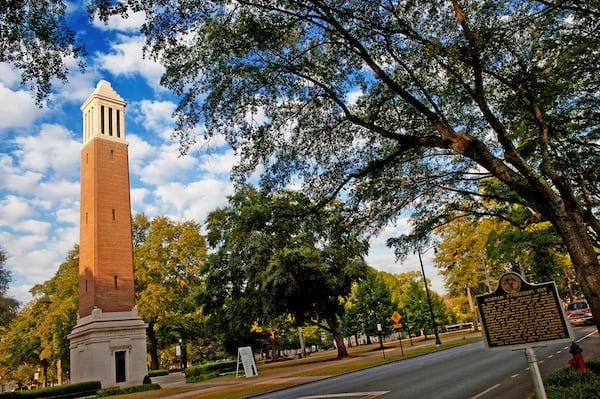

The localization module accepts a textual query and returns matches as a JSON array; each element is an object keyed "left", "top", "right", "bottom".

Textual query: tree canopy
[
  {"left": 0, "top": 0, "right": 84, "bottom": 102},
  {"left": 88, "top": 0, "right": 600, "bottom": 328},
  {"left": 132, "top": 214, "right": 207, "bottom": 369},
  {"left": 0, "top": 245, "right": 78, "bottom": 386},
  {"left": 0, "top": 246, "right": 19, "bottom": 328},
  {"left": 200, "top": 186, "right": 368, "bottom": 357}
]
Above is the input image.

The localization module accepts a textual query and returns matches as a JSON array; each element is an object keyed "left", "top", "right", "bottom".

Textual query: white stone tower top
[{"left": 81, "top": 80, "right": 127, "bottom": 145}]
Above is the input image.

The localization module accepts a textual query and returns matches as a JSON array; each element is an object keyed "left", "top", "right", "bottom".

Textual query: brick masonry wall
[{"left": 79, "top": 137, "right": 135, "bottom": 317}]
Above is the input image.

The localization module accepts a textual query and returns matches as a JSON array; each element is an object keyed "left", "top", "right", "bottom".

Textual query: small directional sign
[
  {"left": 390, "top": 311, "right": 402, "bottom": 324},
  {"left": 392, "top": 323, "right": 403, "bottom": 329}
]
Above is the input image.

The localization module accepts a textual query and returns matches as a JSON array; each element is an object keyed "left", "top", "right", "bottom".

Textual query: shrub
[
  {"left": 0, "top": 381, "right": 101, "bottom": 399},
  {"left": 184, "top": 360, "right": 236, "bottom": 383},
  {"left": 185, "top": 372, "right": 219, "bottom": 383},
  {"left": 544, "top": 384, "right": 600, "bottom": 399},
  {"left": 148, "top": 369, "right": 169, "bottom": 377},
  {"left": 143, "top": 375, "right": 152, "bottom": 385},
  {"left": 545, "top": 368, "right": 600, "bottom": 388},
  {"left": 96, "top": 383, "right": 160, "bottom": 397},
  {"left": 586, "top": 360, "right": 600, "bottom": 375}
]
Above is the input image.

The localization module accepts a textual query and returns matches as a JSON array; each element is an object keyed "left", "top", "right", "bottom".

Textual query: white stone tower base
[{"left": 68, "top": 308, "right": 148, "bottom": 388}]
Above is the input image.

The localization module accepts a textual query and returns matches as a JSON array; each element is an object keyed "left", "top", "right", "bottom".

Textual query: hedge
[
  {"left": 532, "top": 361, "right": 600, "bottom": 399},
  {"left": 0, "top": 381, "right": 101, "bottom": 399},
  {"left": 184, "top": 360, "right": 236, "bottom": 382},
  {"left": 185, "top": 372, "right": 219, "bottom": 384},
  {"left": 148, "top": 369, "right": 169, "bottom": 377},
  {"left": 96, "top": 383, "right": 160, "bottom": 397}
]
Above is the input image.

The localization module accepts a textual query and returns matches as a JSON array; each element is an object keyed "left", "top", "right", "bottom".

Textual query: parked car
[{"left": 566, "top": 300, "right": 593, "bottom": 326}]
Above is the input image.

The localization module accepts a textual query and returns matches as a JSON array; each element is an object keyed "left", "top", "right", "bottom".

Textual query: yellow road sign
[
  {"left": 390, "top": 311, "right": 402, "bottom": 324},
  {"left": 393, "top": 323, "right": 403, "bottom": 329}
]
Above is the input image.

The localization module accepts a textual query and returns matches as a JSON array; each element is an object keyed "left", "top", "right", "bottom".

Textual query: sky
[{"left": 0, "top": 4, "right": 444, "bottom": 305}]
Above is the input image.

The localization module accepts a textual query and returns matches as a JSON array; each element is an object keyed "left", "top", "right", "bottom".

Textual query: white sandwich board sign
[{"left": 236, "top": 346, "right": 258, "bottom": 378}]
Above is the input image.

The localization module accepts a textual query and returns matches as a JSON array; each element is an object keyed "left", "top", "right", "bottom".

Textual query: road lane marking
[
  {"left": 548, "top": 355, "right": 553, "bottom": 358},
  {"left": 539, "top": 360, "right": 544, "bottom": 363},
  {"left": 511, "top": 374, "right": 519, "bottom": 378},
  {"left": 297, "top": 392, "right": 390, "bottom": 399},
  {"left": 576, "top": 330, "right": 597, "bottom": 343},
  {"left": 470, "top": 384, "right": 501, "bottom": 399},
  {"left": 525, "top": 367, "right": 530, "bottom": 371},
  {"left": 556, "top": 351, "right": 561, "bottom": 354}
]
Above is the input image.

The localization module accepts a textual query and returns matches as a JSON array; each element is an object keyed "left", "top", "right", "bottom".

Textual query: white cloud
[
  {"left": 131, "top": 188, "right": 149, "bottom": 214},
  {"left": 0, "top": 195, "right": 35, "bottom": 224},
  {"left": 154, "top": 178, "right": 234, "bottom": 223},
  {"left": 0, "top": 84, "right": 45, "bottom": 130},
  {"left": 346, "top": 89, "right": 363, "bottom": 107},
  {"left": 134, "top": 99, "right": 176, "bottom": 139},
  {"left": 92, "top": 11, "right": 146, "bottom": 32},
  {"left": 138, "top": 143, "right": 197, "bottom": 186},
  {"left": 17, "top": 220, "right": 52, "bottom": 235},
  {"left": 7, "top": 284, "right": 32, "bottom": 305},
  {"left": 14, "top": 124, "right": 81, "bottom": 179},
  {"left": 200, "top": 149, "right": 239, "bottom": 175},
  {"left": 0, "top": 62, "right": 21, "bottom": 88},
  {"left": 95, "top": 35, "right": 165, "bottom": 91}
]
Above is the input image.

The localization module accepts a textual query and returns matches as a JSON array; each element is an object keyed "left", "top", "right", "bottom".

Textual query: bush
[
  {"left": 586, "top": 360, "right": 600, "bottom": 375},
  {"left": 545, "top": 368, "right": 600, "bottom": 388},
  {"left": 0, "top": 381, "right": 101, "bottom": 399},
  {"left": 148, "top": 369, "right": 169, "bottom": 377},
  {"left": 143, "top": 375, "right": 152, "bottom": 385},
  {"left": 185, "top": 372, "right": 219, "bottom": 383},
  {"left": 184, "top": 360, "right": 236, "bottom": 382},
  {"left": 96, "top": 383, "right": 160, "bottom": 397},
  {"left": 544, "top": 384, "right": 600, "bottom": 399}
]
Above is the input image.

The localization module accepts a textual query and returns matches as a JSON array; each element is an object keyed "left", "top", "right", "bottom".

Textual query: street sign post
[
  {"left": 390, "top": 312, "right": 404, "bottom": 355},
  {"left": 476, "top": 272, "right": 573, "bottom": 399}
]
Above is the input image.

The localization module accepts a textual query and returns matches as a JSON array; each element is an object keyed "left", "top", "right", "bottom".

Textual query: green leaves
[{"left": 201, "top": 186, "right": 368, "bottom": 355}]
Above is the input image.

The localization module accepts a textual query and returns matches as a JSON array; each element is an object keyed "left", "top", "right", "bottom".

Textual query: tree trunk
[
  {"left": 466, "top": 287, "right": 479, "bottom": 332},
  {"left": 366, "top": 335, "right": 372, "bottom": 345},
  {"left": 269, "top": 327, "right": 278, "bottom": 360},
  {"left": 147, "top": 321, "right": 160, "bottom": 370},
  {"left": 181, "top": 339, "right": 188, "bottom": 369},
  {"left": 550, "top": 210, "right": 600, "bottom": 333},
  {"left": 327, "top": 317, "right": 348, "bottom": 358},
  {"left": 354, "top": 333, "right": 359, "bottom": 346}
]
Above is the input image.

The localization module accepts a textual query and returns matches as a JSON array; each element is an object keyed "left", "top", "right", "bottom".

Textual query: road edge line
[{"left": 470, "top": 383, "right": 500, "bottom": 399}]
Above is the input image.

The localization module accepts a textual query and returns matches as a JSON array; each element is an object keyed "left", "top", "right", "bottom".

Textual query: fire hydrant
[{"left": 569, "top": 341, "right": 587, "bottom": 372}]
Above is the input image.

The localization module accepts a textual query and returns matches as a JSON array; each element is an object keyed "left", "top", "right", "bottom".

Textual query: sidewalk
[{"left": 144, "top": 330, "right": 482, "bottom": 399}]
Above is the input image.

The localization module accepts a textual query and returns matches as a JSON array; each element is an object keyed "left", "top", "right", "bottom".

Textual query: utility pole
[{"left": 418, "top": 248, "right": 442, "bottom": 346}]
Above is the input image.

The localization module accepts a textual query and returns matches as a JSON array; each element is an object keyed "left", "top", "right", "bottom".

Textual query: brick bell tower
[{"left": 68, "top": 80, "right": 147, "bottom": 387}]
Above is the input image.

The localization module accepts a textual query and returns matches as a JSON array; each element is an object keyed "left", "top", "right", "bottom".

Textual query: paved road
[{"left": 254, "top": 326, "right": 599, "bottom": 399}]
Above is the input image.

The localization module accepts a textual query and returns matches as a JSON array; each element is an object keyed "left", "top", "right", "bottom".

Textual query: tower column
[{"left": 68, "top": 80, "right": 147, "bottom": 388}]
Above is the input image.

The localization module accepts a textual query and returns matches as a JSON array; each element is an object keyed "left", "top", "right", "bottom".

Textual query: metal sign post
[
  {"left": 477, "top": 272, "right": 573, "bottom": 399},
  {"left": 525, "top": 347, "right": 547, "bottom": 399}
]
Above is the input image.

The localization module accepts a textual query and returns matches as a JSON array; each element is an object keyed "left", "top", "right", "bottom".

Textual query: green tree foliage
[
  {"left": 200, "top": 186, "right": 368, "bottom": 358},
  {"left": 0, "top": 246, "right": 19, "bottom": 328},
  {"left": 343, "top": 269, "right": 396, "bottom": 339},
  {"left": 132, "top": 214, "right": 207, "bottom": 370},
  {"left": 0, "top": 0, "right": 84, "bottom": 102},
  {"left": 401, "top": 281, "right": 452, "bottom": 338},
  {"left": 0, "top": 245, "right": 78, "bottom": 386},
  {"left": 92, "top": 0, "right": 600, "bottom": 329}
]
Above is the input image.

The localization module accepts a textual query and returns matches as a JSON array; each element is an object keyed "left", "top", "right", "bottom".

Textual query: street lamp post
[{"left": 417, "top": 248, "right": 442, "bottom": 346}]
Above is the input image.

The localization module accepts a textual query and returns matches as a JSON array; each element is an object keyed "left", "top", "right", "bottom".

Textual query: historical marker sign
[{"left": 476, "top": 272, "right": 573, "bottom": 350}]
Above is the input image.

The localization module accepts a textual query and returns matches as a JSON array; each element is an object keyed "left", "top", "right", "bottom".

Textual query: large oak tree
[{"left": 10, "top": 1, "right": 595, "bottom": 328}]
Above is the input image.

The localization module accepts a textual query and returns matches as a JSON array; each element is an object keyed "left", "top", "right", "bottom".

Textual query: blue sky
[{"left": 0, "top": 4, "right": 443, "bottom": 304}]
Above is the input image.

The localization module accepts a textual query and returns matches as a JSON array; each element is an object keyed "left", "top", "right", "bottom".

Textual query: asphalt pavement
[{"left": 254, "top": 325, "right": 599, "bottom": 399}]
